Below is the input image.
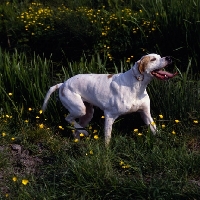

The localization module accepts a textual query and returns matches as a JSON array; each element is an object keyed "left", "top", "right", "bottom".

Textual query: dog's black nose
[{"left": 165, "top": 56, "right": 172, "bottom": 63}]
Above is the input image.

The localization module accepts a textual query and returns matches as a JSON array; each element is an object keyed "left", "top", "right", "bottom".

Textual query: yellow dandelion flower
[
  {"left": 39, "top": 124, "right": 44, "bottom": 128},
  {"left": 122, "top": 164, "right": 130, "bottom": 169},
  {"left": 39, "top": 110, "right": 43, "bottom": 114},
  {"left": 5, "top": 193, "right": 9, "bottom": 197},
  {"left": 151, "top": 121, "right": 156, "bottom": 126},
  {"left": 193, "top": 120, "right": 198, "bottom": 124},
  {"left": 58, "top": 125, "right": 64, "bottom": 130},
  {"left": 119, "top": 161, "right": 124, "bottom": 165},
  {"left": 28, "top": 108, "right": 32, "bottom": 111},
  {"left": 93, "top": 130, "right": 98, "bottom": 133},
  {"left": 133, "top": 129, "right": 138, "bottom": 132},
  {"left": 11, "top": 137, "right": 15, "bottom": 141},
  {"left": 8, "top": 93, "right": 12, "bottom": 96},
  {"left": 80, "top": 133, "right": 84, "bottom": 137},
  {"left": 22, "top": 179, "right": 29, "bottom": 185},
  {"left": 159, "top": 114, "right": 163, "bottom": 119},
  {"left": 94, "top": 135, "right": 99, "bottom": 139},
  {"left": 71, "top": 130, "right": 75, "bottom": 133},
  {"left": 101, "top": 116, "right": 105, "bottom": 118},
  {"left": 88, "top": 125, "right": 92, "bottom": 129},
  {"left": 36, "top": 116, "right": 40, "bottom": 119},
  {"left": 2, "top": 132, "right": 6, "bottom": 137},
  {"left": 138, "top": 133, "right": 143, "bottom": 136},
  {"left": 24, "top": 120, "right": 29, "bottom": 123},
  {"left": 71, "top": 121, "right": 75, "bottom": 126},
  {"left": 74, "top": 138, "right": 79, "bottom": 143},
  {"left": 172, "top": 130, "right": 176, "bottom": 135},
  {"left": 161, "top": 124, "right": 166, "bottom": 128},
  {"left": 12, "top": 176, "right": 17, "bottom": 182},
  {"left": 89, "top": 150, "right": 93, "bottom": 155},
  {"left": 175, "top": 119, "right": 180, "bottom": 123}
]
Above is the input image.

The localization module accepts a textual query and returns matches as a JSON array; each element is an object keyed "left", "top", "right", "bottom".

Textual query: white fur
[{"left": 42, "top": 54, "right": 171, "bottom": 145}]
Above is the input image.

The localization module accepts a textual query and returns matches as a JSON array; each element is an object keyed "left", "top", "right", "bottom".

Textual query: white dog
[{"left": 42, "top": 53, "right": 177, "bottom": 145}]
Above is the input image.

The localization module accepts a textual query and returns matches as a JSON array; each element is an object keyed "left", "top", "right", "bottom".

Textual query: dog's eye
[{"left": 150, "top": 58, "right": 156, "bottom": 61}]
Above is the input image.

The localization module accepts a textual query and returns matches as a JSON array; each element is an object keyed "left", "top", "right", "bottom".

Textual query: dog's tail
[{"left": 42, "top": 83, "right": 63, "bottom": 112}]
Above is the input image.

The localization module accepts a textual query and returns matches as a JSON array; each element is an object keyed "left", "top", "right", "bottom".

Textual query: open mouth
[{"left": 151, "top": 68, "right": 178, "bottom": 80}]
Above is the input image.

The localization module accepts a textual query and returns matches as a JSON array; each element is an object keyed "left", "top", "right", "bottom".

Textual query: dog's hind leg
[
  {"left": 79, "top": 102, "right": 94, "bottom": 129},
  {"left": 60, "top": 90, "right": 90, "bottom": 138}
]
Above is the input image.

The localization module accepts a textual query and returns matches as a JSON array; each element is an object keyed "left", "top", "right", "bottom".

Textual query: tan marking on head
[
  {"left": 108, "top": 74, "right": 114, "bottom": 78},
  {"left": 138, "top": 56, "right": 151, "bottom": 74}
]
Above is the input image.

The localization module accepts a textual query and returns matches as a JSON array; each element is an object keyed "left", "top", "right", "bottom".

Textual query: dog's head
[{"left": 137, "top": 53, "right": 178, "bottom": 80}]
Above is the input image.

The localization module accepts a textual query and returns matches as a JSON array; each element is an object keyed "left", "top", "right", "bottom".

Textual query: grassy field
[{"left": 0, "top": 0, "right": 200, "bottom": 199}]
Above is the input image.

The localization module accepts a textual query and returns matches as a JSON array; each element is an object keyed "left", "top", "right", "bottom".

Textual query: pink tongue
[
  {"left": 157, "top": 70, "right": 178, "bottom": 78},
  {"left": 153, "top": 70, "right": 178, "bottom": 80}
]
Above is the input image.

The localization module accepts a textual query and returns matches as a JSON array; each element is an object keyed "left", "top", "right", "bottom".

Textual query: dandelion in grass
[
  {"left": 161, "top": 124, "right": 166, "bottom": 128},
  {"left": 89, "top": 150, "right": 93, "bottom": 155},
  {"left": 28, "top": 108, "right": 32, "bottom": 111},
  {"left": 36, "top": 116, "right": 40, "bottom": 119},
  {"left": 151, "top": 121, "right": 156, "bottom": 126},
  {"left": 71, "top": 121, "right": 75, "bottom": 126},
  {"left": 24, "top": 120, "right": 29, "bottom": 123},
  {"left": 101, "top": 116, "right": 105, "bottom": 118},
  {"left": 159, "top": 114, "right": 163, "bottom": 119},
  {"left": 193, "top": 120, "right": 198, "bottom": 124},
  {"left": 93, "top": 130, "right": 98, "bottom": 134},
  {"left": 138, "top": 133, "right": 142, "bottom": 136},
  {"left": 39, "top": 110, "right": 43, "bottom": 114},
  {"left": 22, "top": 179, "right": 29, "bottom": 185},
  {"left": 58, "top": 126, "right": 64, "bottom": 130},
  {"left": 175, "top": 120, "right": 180, "bottom": 123},
  {"left": 133, "top": 129, "right": 138, "bottom": 133},
  {"left": 39, "top": 124, "right": 44, "bottom": 129},
  {"left": 74, "top": 138, "right": 79, "bottom": 143},
  {"left": 2, "top": 132, "right": 6, "bottom": 137},
  {"left": 88, "top": 125, "right": 92, "bottom": 130},
  {"left": 172, "top": 130, "right": 176, "bottom": 135},
  {"left": 80, "top": 133, "right": 84, "bottom": 137},
  {"left": 119, "top": 161, "right": 125, "bottom": 166},
  {"left": 5, "top": 193, "right": 9, "bottom": 198},
  {"left": 8, "top": 93, "right": 12, "bottom": 96},
  {"left": 122, "top": 164, "right": 130, "bottom": 169},
  {"left": 11, "top": 137, "right": 15, "bottom": 141},
  {"left": 94, "top": 135, "right": 99, "bottom": 139},
  {"left": 12, "top": 176, "right": 17, "bottom": 182}
]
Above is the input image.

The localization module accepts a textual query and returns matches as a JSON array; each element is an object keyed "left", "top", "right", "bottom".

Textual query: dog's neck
[{"left": 131, "top": 62, "right": 153, "bottom": 84}]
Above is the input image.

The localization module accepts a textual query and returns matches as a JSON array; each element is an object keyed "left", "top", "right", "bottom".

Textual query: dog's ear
[{"left": 138, "top": 56, "right": 150, "bottom": 74}]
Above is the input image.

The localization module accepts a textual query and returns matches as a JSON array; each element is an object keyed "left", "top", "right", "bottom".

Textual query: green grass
[
  {"left": 0, "top": 49, "right": 200, "bottom": 199},
  {"left": 1, "top": 121, "right": 200, "bottom": 199},
  {"left": 0, "top": 0, "right": 200, "bottom": 199}
]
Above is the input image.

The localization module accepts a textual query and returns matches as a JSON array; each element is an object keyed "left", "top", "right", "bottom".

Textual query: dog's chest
[{"left": 110, "top": 81, "right": 147, "bottom": 113}]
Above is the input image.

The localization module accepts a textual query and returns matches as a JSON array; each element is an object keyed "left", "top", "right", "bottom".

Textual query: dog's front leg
[
  {"left": 104, "top": 113, "right": 118, "bottom": 146},
  {"left": 139, "top": 110, "right": 157, "bottom": 134}
]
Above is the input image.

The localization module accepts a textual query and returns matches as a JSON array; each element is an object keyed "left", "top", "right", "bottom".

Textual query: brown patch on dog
[
  {"left": 108, "top": 74, "right": 114, "bottom": 78},
  {"left": 138, "top": 56, "right": 150, "bottom": 74}
]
